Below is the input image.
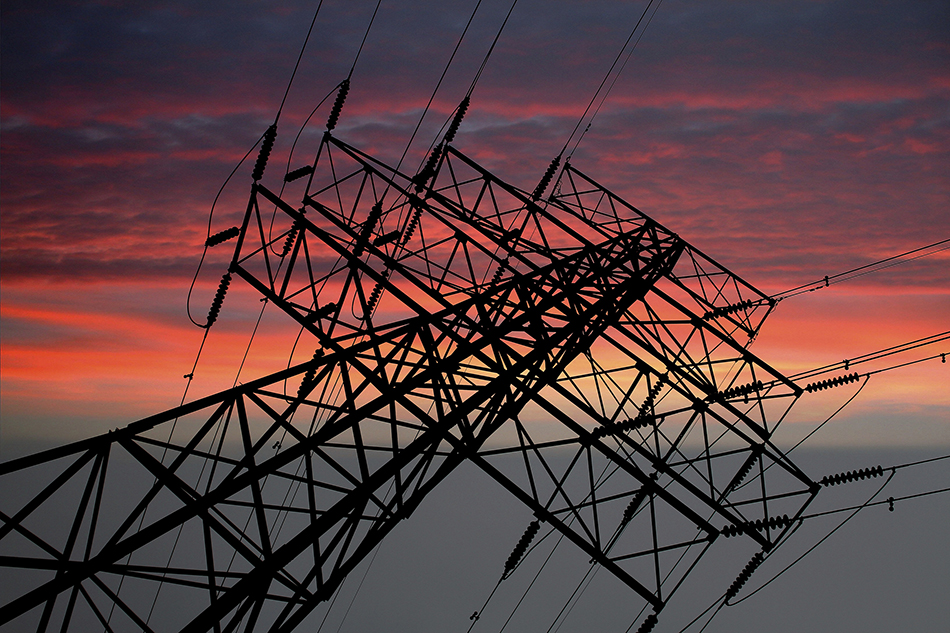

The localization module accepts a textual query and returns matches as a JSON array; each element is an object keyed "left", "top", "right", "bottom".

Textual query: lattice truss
[{"left": 0, "top": 132, "right": 820, "bottom": 632}]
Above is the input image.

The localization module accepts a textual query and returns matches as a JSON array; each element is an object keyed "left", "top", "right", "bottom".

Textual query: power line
[
  {"left": 774, "top": 237, "right": 950, "bottom": 301},
  {"left": 721, "top": 470, "right": 895, "bottom": 613},
  {"left": 801, "top": 486, "right": 950, "bottom": 521},
  {"left": 786, "top": 331, "right": 949, "bottom": 384},
  {"left": 561, "top": 0, "right": 661, "bottom": 159},
  {"left": 566, "top": 0, "right": 664, "bottom": 160},
  {"left": 277, "top": 0, "right": 327, "bottom": 118},
  {"left": 349, "top": 0, "right": 383, "bottom": 80},
  {"left": 392, "top": 0, "right": 487, "bottom": 179},
  {"left": 728, "top": 453, "right": 950, "bottom": 610}
]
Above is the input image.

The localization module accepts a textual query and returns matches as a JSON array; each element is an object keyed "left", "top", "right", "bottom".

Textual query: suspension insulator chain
[
  {"left": 205, "top": 226, "right": 240, "bottom": 248},
  {"left": 725, "top": 446, "right": 764, "bottom": 492},
  {"left": 804, "top": 372, "right": 860, "bottom": 393},
  {"left": 820, "top": 465, "right": 884, "bottom": 487},
  {"left": 281, "top": 226, "right": 299, "bottom": 258},
  {"left": 531, "top": 154, "right": 561, "bottom": 201},
  {"left": 722, "top": 514, "right": 792, "bottom": 538},
  {"left": 618, "top": 486, "right": 651, "bottom": 531},
  {"left": 502, "top": 520, "right": 540, "bottom": 579},
  {"left": 413, "top": 143, "right": 444, "bottom": 193},
  {"left": 591, "top": 414, "right": 653, "bottom": 439},
  {"left": 206, "top": 272, "right": 232, "bottom": 328},
  {"left": 720, "top": 380, "right": 764, "bottom": 401},
  {"left": 353, "top": 202, "right": 383, "bottom": 258},
  {"left": 489, "top": 258, "right": 508, "bottom": 286},
  {"left": 252, "top": 124, "right": 277, "bottom": 182},
  {"left": 401, "top": 205, "right": 424, "bottom": 245},
  {"left": 720, "top": 446, "right": 763, "bottom": 498},
  {"left": 724, "top": 552, "right": 764, "bottom": 603},
  {"left": 326, "top": 79, "right": 350, "bottom": 132},
  {"left": 281, "top": 208, "right": 307, "bottom": 258},
  {"left": 635, "top": 613, "right": 658, "bottom": 633},
  {"left": 365, "top": 272, "right": 389, "bottom": 317},
  {"left": 703, "top": 298, "right": 755, "bottom": 320},
  {"left": 297, "top": 350, "right": 325, "bottom": 399},
  {"left": 733, "top": 457, "right": 757, "bottom": 488},
  {"left": 640, "top": 375, "right": 665, "bottom": 412},
  {"left": 284, "top": 165, "right": 315, "bottom": 183},
  {"left": 444, "top": 96, "right": 470, "bottom": 145}
]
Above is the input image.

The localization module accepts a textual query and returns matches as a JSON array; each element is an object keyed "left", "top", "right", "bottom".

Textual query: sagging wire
[
  {"left": 679, "top": 472, "right": 894, "bottom": 633},
  {"left": 133, "top": 3, "right": 334, "bottom": 626},
  {"left": 725, "top": 469, "right": 897, "bottom": 608},
  {"left": 734, "top": 376, "right": 870, "bottom": 493},
  {"left": 185, "top": 131, "right": 265, "bottom": 328},
  {"left": 188, "top": 1, "right": 335, "bottom": 321},
  {"left": 773, "top": 237, "right": 950, "bottom": 301},
  {"left": 266, "top": 84, "right": 340, "bottom": 255},
  {"left": 690, "top": 454, "right": 950, "bottom": 631}
]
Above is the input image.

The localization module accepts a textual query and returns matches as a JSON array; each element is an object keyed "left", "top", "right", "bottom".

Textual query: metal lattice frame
[{"left": 0, "top": 132, "right": 819, "bottom": 632}]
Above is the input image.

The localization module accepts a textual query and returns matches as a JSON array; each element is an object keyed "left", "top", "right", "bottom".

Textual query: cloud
[{"left": 1, "top": 0, "right": 947, "bottom": 437}]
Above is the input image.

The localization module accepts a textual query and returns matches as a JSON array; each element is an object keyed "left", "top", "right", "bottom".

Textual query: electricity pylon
[{"left": 0, "top": 127, "right": 818, "bottom": 632}]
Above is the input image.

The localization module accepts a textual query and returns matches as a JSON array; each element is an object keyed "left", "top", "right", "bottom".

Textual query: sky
[
  {"left": 1, "top": 0, "right": 948, "bottom": 447},
  {"left": 1, "top": 1, "right": 948, "bottom": 630}
]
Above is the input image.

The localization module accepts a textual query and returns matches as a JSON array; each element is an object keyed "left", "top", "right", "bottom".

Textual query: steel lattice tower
[{"left": 0, "top": 128, "right": 820, "bottom": 632}]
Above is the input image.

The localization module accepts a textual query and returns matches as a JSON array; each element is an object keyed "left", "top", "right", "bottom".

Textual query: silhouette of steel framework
[{"left": 0, "top": 131, "right": 821, "bottom": 632}]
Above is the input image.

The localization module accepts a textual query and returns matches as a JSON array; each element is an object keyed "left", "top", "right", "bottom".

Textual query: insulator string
[
  {"left": 394, "top": 0, "right": 485, "bottom": 180},
  {"left": 498, "top": 531, "right": 566, "bottom": 632},
  {"left": 172, "top": 12, "right": 394, "bottom": 605},
  {"left": 735, "top": 376, "right": 870, "bottom": 493},
  {"left": 186, "top": 131, "right": 265, "bottom": 327},
  {"left": 266, "top": 83, "right": 339, "bottom": 255},
  {"left": 726, "top": 470, "right": 896, "bottom": 607}
]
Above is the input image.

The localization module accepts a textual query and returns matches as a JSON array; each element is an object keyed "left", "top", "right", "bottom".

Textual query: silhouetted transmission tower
[{"left": 1, "top": 95, "right": 825, "bottom": 632}]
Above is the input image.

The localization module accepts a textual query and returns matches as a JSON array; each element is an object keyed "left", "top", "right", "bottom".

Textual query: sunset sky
[
  {"left": 1, "top": 0, "right": 948, "bottom": 448},
  {"left": 1, "top": 2, "right": 949, "bottom": 631}
]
